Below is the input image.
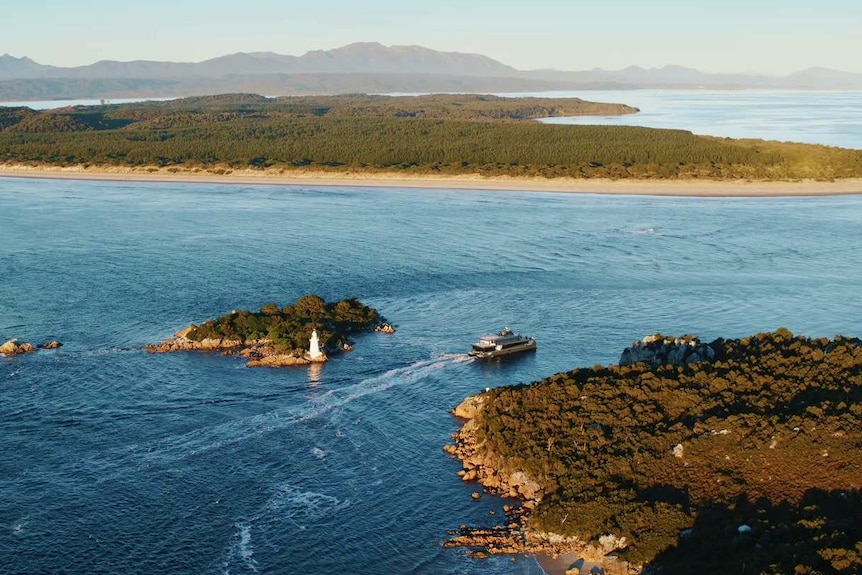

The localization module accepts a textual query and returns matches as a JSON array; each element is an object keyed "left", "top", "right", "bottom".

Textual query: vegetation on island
[
  {"left": 186, "top": 295, "right": 380, "bottom": 353},
  {"left": 2, "top": 93, "right": 861, "bottom": 180},
  {"left": 456, "top": 329, "right": 862, "bottom": 573}
]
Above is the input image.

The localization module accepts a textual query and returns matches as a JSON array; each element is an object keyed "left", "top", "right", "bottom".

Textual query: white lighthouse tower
[{"left": 308, "top": 329, "right": 323, "bottom": 361}]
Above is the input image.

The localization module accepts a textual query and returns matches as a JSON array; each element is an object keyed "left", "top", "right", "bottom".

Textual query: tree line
[{"left": 1, "top": 94, "right": 860, "bottom": 180}]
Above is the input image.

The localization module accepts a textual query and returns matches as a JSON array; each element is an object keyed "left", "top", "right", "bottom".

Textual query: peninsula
[
  {"left": 146, "top": 295, "right": 382, "bottom": 367},
  {"left": 2, "top": 93, "right": 861, "bottom": 187},
  {"left": 446, "top": 330, "right": 862, "bottom": 574}
]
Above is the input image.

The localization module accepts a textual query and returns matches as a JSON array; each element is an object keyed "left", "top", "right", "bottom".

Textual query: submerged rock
[{"left": 38, "top": 340, "right": 63, "bottom": 349}]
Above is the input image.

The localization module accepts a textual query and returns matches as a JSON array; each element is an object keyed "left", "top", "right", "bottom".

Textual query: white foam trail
[
  {"left": 67, "top": 354, "right": 471, "bottom": 482},
  {"left": 220, "top": 484, "right": 350, "bottom": 572},
  {"left": 221, "top": 522, "right": 258, "bottom": 574},
  {"left": 262, "top": 484, "right": 351, "bottom": 528},
  {"left": 237, "top": 523, "right": 257, "bottom": 572}
]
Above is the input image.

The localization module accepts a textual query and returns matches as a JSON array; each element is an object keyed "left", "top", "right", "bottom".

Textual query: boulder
[
  {"left": 246, "top": 354, "right": 311, "bottom": 368},
  {"left": 453, "top": 394, "right": 486, "bottom": 419},
  {"left": 0, "top": 339, "right": 36, "bottom": 356},
  {"left": 175, "top": 326, "right": 194, "bottom": 339},
  {"left": 508, "top": 470, "right": 542, "bottom": 500},
  {"left": 619, "top": 334, "right": 717, "bottom": 367},
  {"left": 0, "top": 339, "right": 19, "bottom": 354},
  {"left": 38, "top": 340, "right": 63, "bottom": 350},
  {"left": 307, "top": 351, "right": 328, "bottom": 364}
]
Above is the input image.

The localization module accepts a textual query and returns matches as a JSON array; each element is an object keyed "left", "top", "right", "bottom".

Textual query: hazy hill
[
  {"left": 0, "top": 54, "right": 56, "bottom": 79},
  {"left": 0, "top": 73, "right": 566, "bottom": 102},
  {"left": 0, "top": 42, "right": 517, "bottom": 80},
  {"left": 2, "top": 43, "right": 861, "bottom": 100},
  {"left": 523, "top": 64, "right": 862, "bottom": 89}
]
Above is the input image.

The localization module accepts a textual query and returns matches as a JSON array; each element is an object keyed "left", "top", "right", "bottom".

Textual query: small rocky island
[
  {"left": 146, "top": 295, "right": 383, "bottom": 367},
  {"left": 446, "top": 329, "right": 862, "bottom": 575},
  {"left": 1, "top": 338, "right": 63, "bottom": 356}
]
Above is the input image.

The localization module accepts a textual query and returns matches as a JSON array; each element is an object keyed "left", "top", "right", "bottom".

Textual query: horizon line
[{"left": 2, "top": 43, "right": 859, "bottom": 78}]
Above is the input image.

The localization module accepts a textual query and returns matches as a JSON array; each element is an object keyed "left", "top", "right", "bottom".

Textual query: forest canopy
[
  {"left": 463, "top": 330, "right": 862, "bottom": 573},
  {"left": 187, "top": 295, "right": 380, "bottom": 351},
  {"left": 2, "top": 93, "right": 860, "bottom": 180}
]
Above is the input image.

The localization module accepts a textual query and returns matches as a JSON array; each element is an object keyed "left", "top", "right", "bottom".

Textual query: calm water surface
[
  {"left": 1, "top": 179, "right": 862, "bottom": 574},
  {"left": 0, "top": 97, "right": 175, "bottom": 109},
  {"left": 533, "top": 89, "right": 862, "bottom": 149}
]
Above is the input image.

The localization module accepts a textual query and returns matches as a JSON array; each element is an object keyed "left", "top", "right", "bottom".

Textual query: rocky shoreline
[
  {"left": 445, "top": 331, "right": 862, "bottom": 574},
  {"left": 445, "top": 394, "right": 637, "bottom": 575},
  {"left": 145, "top": 326, "right": 327, "bottom": 367},
  {"left": 442, "top": 335, "right": 731, "bottom": 573}
]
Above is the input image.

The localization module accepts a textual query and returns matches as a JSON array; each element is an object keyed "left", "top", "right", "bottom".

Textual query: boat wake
[
  {"left": 262, "top": 483, "right": 352, "bottom": 528},
  {"left": 74, "top": 354, "right": 473, "bottom": 482},
  {"left": 220, "top": 484, "right": 351, "bottom": 573},
  {"left": 222, "top": 522, "right": 258, "bottom": 574}
]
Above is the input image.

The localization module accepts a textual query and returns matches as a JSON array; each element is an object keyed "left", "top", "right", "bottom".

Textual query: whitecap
[
  {"left": 263, "top": 484, "right": 351, "bottom": 527},
  {"left": 72, "top": 354, "right": 470, "bottom": 482},
  {"left": 310, "top": 447, "right": 326, "bottom": 459}
]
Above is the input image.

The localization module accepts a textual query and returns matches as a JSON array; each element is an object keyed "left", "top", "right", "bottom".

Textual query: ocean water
[
  {"left": 531, "top": 89, "right": 862, "bottom": 150},
  {"left": 0, "top": 97, "right": 176, "bottom": 110},
  {"left": 2, "top": 179, "right": 862, "bottom": 574}
]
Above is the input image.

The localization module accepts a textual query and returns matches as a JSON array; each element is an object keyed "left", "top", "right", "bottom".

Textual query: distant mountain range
[{"left": 2, "top": 42, "right": 861, "bottom": 101}]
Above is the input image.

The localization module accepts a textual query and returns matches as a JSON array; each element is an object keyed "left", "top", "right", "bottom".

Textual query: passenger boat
[{"left": 468, "top": 328, "right": 537, "bottom": 359}]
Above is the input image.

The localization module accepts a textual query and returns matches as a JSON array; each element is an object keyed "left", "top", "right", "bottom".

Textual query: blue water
[
  {"left": 0, "top": 97, "right": 176, "bottom": 110},
  {"left": 530, "top": 90, "right": 862, "bottom": 150},
  {"left": 2, "top": 179, "right": 862, "bottom": 574}
]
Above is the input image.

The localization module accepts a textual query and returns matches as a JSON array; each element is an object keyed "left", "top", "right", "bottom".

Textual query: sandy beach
[{"left": 2, "top": 164, "right": 862, "bottom": 197}]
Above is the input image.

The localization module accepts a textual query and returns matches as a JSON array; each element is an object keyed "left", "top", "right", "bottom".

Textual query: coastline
[
  {"left": 2, "top": 164, "right": 862, "bottom": 197},
  {"left": 445, "top": 394, "right": 636, "bottom": 575}
]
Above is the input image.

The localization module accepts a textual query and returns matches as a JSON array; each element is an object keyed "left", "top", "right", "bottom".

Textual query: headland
[{"left": 446, "top": 330, "right": 862, "bottom": 574}]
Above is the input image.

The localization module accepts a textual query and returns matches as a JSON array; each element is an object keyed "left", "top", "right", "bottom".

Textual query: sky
[{"left": 4, "top": 0, "right": 862, "bottom": 74}]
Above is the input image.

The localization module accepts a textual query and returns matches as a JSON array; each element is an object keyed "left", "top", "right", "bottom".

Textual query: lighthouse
[{"left": 308, "top": 329, "right": 323, "bottom": 361}]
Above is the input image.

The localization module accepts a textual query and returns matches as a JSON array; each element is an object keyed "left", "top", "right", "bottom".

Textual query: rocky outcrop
[
  {"left": 146, "top": 327, "right": 327, "bottom": 367},
  {"left": 445, "top": 393, "right": 634, "bottom": 572},
  {"left": 239, "top": 342, "right": 327, "bottom": 367},
  {"left": 452, "top": 393, "right": 485, "bottom": 419},
  {"left": 374, "top": 322, "right": 396, "bottom": 334},
  {"left": 446, "top": 394, "right": 543, "bottom": 500},
  {"left": 38, "top": 340, "right": 63, "bottom": 349},
  {"left": 619, "top": 334, "right": 718, "bottom": 366},
  {"left": 144, "top": 328, "right": 247, "bottom": 353},
  {"left": 0, "top": 338, "right": 36, "bottom": 356}
]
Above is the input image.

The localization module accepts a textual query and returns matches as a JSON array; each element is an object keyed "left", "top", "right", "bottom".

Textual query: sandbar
[{"left": 1, "top": 164, "right": 861, "bottom": 197}]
